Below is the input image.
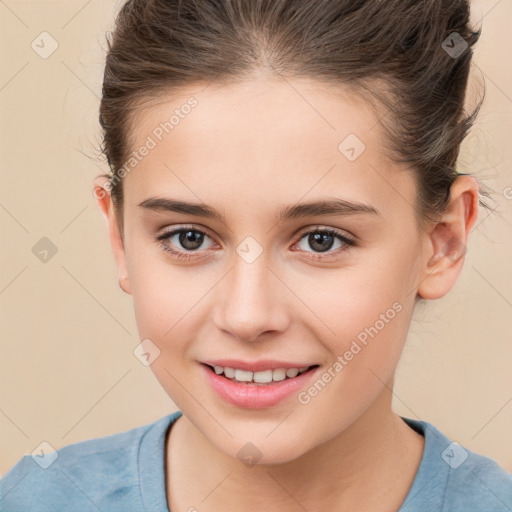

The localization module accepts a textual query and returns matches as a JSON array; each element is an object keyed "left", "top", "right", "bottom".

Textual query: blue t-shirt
[{"left": 1, "top": 410, "right": 511, "bottom": 511}]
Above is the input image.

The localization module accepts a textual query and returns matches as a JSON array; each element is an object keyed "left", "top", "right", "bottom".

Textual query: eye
[
  {"left": 155, "top": 226, "right": 216, "bottom": 260},
  {"left": 293, "top": 227, "right": 356, "bottom": 260},
  {"left": 155, "top": 225, "right": 356, "bottom": 261}
]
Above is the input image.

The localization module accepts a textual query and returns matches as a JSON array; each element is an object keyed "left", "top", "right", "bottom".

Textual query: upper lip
[{"left": 201, "top": 359, "right": 316, "bottom": 372}]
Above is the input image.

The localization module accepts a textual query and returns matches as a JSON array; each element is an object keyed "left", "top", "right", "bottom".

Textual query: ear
[
  {"left": 93, "top": 176, "right": 132, "bottom": 295},
  {"left": 417, "top": 175, "right": 480, "bottom": 300}
]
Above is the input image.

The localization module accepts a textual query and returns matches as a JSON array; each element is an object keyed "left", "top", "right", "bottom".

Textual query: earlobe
[
  {"left": 118, "top": 276, "right": 132, "bottom": 294},
  {"left": 93, "top": 176, "right": 131, "bottom": 295},
  {"left": 417, "top": 175, "right": 479, "bottom": 301}
]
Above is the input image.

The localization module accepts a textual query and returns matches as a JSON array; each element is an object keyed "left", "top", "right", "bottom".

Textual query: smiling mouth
[{"left": 203, "top": 363, "right": 319, "bottom": 385}]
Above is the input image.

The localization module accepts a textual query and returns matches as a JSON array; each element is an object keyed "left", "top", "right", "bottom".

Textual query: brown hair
[{"left": 98, "top": 0, "right": 493, "bottom": 236}]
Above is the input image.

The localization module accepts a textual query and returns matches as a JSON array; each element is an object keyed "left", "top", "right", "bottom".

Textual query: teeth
[
  {"left": 253, "top": 369, "right": 273, "bottom": 383},
  {"left": 211, "top": 365, "right": 312, "bottom": 384},
  {"left": 273, "top": 368, "right": 286, "bottom": 381},
  {"left": 224, "top": 367, "right": 236, "bottom": 378},
  {"left": 285, "top": 368, "right": 299, "bottom": 378},
  {"left": 234, "top": 369, "right": 253, "bottom": 382}
]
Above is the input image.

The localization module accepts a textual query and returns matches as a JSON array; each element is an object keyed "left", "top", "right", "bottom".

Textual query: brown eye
[
  {"left": 156, "top": 226, "right": 215, "bottom": 260},
  {"left": 295, "top": 227, "right": 356, "bottom": 259},
  {"left": 174, "top": 229, "right": 205, "bottom": 251}
]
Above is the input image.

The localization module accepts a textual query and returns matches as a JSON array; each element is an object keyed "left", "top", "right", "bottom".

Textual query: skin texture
[{"left": 94, "top": 77, "right": 479, "bottom": 511}]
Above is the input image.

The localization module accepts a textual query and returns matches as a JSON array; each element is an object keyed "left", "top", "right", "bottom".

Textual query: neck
[{"left": 166, "top": 382, "right": 425, "bottom": 511}]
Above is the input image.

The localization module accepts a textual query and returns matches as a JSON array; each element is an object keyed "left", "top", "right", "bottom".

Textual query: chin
[{"left": 220, "top": 434, "right": 313, "bottom": 467}]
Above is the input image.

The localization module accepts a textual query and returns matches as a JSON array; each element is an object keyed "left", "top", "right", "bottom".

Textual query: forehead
[{"left": 122, "top": 78, "right": 416, "bottom": 222}]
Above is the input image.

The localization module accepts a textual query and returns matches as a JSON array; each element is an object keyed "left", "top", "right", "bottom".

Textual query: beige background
[{"left": 1, "top": 0, "right": 511, "bottom": 477}]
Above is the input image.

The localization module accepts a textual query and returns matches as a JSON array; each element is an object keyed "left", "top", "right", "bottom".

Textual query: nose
[{"left": 212, "top": 252, "right": 290, "bottom": 343}]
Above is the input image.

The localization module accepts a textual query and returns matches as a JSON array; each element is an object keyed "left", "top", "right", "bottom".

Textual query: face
[{"left": 98, "top": 77, "right": 435, "bottom": 464}]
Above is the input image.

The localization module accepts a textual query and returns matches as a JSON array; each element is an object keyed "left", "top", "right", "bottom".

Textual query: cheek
[
  {"left": 296, "top": 251, "right": 411, "bottom": 343},
  {"left": 293, "top": 269, "right": 412, "bottom": 438},
  {"left": 130, "top": 266, "right": 207, "bottom": 345},
  {"left": 296, "top": 248, "right": 415, "bottom": 387},
  {"left": 127, "top": 248, "right": 225, "bottom": 399},
  {"left": 125, "top": 233, "right": 204, "bottom": 335},
  {"left": 127, "top": 258, "right": 209, "bottom": 406}
]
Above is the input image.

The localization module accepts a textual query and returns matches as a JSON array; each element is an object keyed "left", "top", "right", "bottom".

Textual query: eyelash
[{"left": 155, "top": 225, "right": 357, "bottom": 262}]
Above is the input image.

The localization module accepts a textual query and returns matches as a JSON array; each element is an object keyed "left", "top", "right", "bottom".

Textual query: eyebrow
[{"left": 138, "top": 196, "right": 380, "bottom": 222}]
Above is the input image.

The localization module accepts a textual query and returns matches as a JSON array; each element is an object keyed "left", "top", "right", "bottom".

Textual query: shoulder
[
  {"left": 441, "top": 445, "right": 512, "bottom": 511},
  {"left": 0, "top": 411, "right": 181, "bottom": 512},
  {"left": 401, "top": 417, "right": 512, "bottom": 512}
]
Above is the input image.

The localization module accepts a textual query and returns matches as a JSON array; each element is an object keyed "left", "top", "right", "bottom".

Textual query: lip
[
  {"left": 202, "top": 359, "right": 315, "bottom": 372},
  {"left": 200, "top": 362, "right": 320, "bottom": 409}
]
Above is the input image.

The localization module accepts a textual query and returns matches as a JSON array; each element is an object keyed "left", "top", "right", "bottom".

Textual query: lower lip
[{"left": 201, "top": 363, "right": 318, "bottom": 409}]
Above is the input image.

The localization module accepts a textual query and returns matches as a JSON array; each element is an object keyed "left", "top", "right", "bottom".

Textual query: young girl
[{"left": 1, "top": 0, "right": 511, "bottom": 510}]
